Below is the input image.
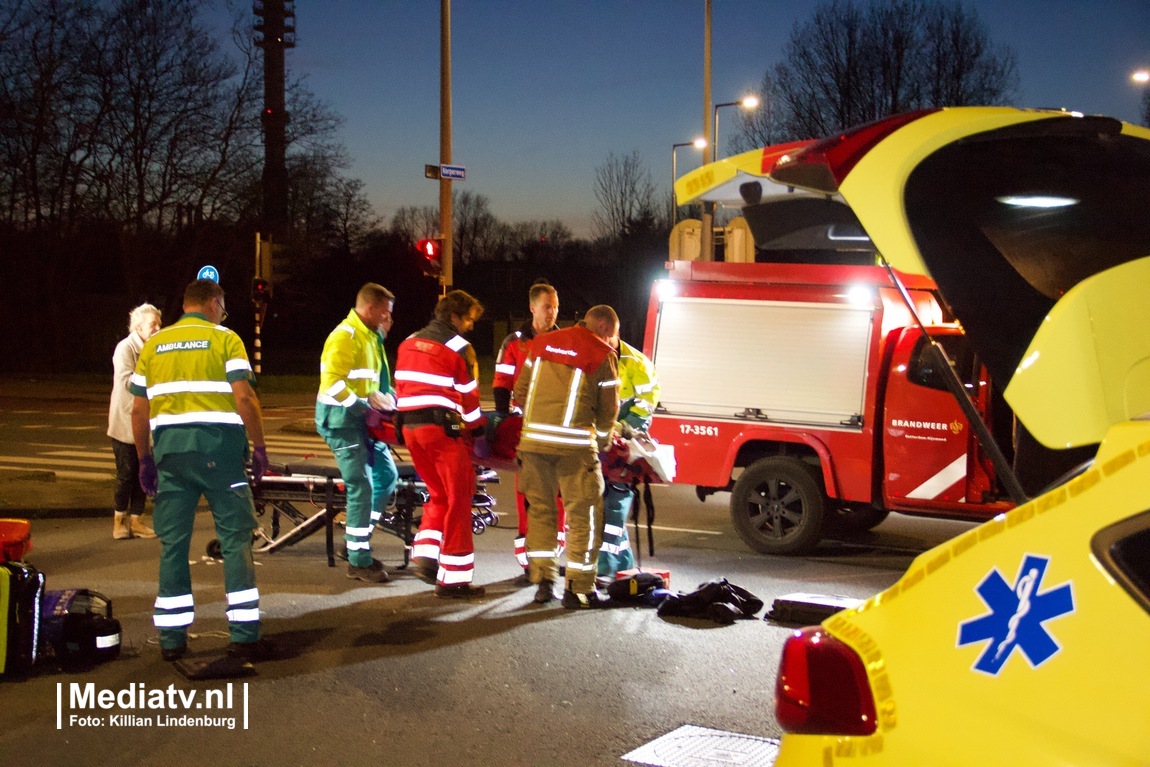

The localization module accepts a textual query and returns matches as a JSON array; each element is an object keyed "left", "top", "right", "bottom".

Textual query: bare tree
[
  {"left": 742, "top": 0, "right": 1017, "bottom": 145},
  {"left": 592, "top": 149, "right": 659, "bottom": 241},
  {"left": 87, "top": 0, "right": 237, "bottom": 233},
  {"left": 918, "top": 2, "right": 1018, "bottom": 106},
  {"left": 389, "top": 205, "right": 440, "bottom": 245},
  {"left": 730, "top": 72, "right": 795, "bottom": 152},
  {"left": 0, "top": 0, "right": 102, "bottom": 230},
  {"left": 453, "top": 189, "right": 498, "bottom": 265},
  {"left": 773, "top": 0, "right": 873, "bottom": 138},
  {"left": 328, "top": 176, "right": 380, "bottom": 257}
]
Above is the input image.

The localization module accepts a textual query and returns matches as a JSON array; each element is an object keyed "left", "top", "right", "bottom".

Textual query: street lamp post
[
  {"left": 671, "top": 137, "right": 707, "bottom": 225},
  {"left": 711, "top": 96, "right": 760, "bottom": 164},
  {"left": 1133, "top": 69, "right": 1149, "bottom": 127},
  {"left": 702, "top": 95, "right": 760, "bottom": 260}
]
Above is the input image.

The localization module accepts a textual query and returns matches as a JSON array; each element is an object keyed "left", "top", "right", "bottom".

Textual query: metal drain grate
[{"left": 622, "top": 724, "right": 780, "bottom": 767}]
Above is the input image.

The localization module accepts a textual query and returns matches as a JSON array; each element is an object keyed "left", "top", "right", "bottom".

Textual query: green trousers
[
  {"left": 152, "top": 450, "right": 259, "bottom": 649},
  {"left": 317, "top": 423, "right": 398, "bottom": 567},
  {"left": 597, "top": 482, "right": 636, "bottom": 578}
]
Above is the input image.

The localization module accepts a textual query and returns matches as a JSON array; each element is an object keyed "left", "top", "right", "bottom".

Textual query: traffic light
[
  {"left": 416, "top": 238, "right": 442, "bottom": 277},
  {"left": 252, "top": 277, "right": 271, "bottom": 304}
]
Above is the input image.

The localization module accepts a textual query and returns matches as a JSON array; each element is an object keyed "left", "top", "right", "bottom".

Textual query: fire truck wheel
[{"left": 730, "top": 457, "right": 826, "bottom": 555}]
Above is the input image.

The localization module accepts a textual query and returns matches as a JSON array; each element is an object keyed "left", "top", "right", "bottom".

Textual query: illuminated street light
[
  {"left": 711, "top": 96, "right": 761, "bottom": 164},
  {"left": 1132, "top": 70, "right": 1150, "bottom": 84},
  {"left": 671, "top": 137, "right": 707, "bottom": 225}
]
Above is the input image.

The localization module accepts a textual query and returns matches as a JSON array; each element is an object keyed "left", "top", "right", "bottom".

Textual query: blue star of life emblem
[{"left": 956, "top": 554, "right": 1074, "bottom": 676}]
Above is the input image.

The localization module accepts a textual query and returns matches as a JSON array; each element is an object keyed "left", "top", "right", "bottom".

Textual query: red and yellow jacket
[{"left": 513, "top": 324, "right": 619, "bottom": 455}]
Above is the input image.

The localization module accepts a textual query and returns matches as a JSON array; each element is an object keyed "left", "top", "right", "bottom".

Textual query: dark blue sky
[{"left": 271, "top": 0, "right": 1149, "bottom": 236}]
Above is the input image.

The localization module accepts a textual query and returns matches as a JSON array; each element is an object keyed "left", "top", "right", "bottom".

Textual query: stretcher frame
[{"left": 214, "top": 459, "right": 499, "bottom": 568}]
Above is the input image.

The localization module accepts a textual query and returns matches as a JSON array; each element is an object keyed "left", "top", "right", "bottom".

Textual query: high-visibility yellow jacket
[
  {"left": 617, "top": 339, "right": 660, "bottom": 428},
  {"left": 129, "top": 312, "right": 254, "bottom": 459},
  {"left": 316, "top": 308, "right": 392, "bottom": 430}
]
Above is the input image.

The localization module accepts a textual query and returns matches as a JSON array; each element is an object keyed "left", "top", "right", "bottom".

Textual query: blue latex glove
[
  {"left": 364, "top": 408, "right": 384, "bottom": 430},
  {"left": 139, "top": 455, "right": 158, "bottom": 496},
  {"left": 472, "top": 433, "right": 491, "bottom": 458},
  {"left": 252, "top": 446, "right": 269, "bottom": 483}
]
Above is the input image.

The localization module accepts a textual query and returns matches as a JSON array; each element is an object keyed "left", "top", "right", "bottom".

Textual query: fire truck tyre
[
  {"left": 730, "top": 457, "right": 826, "bottom": 555},
  {"left": 830, "top": 507, "right": 889, "bottom": 534}
]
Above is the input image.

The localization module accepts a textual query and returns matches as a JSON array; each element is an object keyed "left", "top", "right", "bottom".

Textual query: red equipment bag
[
  {"left": 0, "top": 519, "right": 32, "bottom": 563},
  {"left": 366, "top": 410, "right": 401, "bottom": 446}
]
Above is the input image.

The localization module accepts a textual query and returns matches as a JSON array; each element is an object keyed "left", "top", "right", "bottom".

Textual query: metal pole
[
  {"left": 712, "top": 106, "right": 721, "bottom": 164},
  {"left": 701, "top": 0, "right": 714, "bottom": 261},
  {"left": 671, "top": 145, "right": 679, "bottom": 226},
  {"left": 253, "top": 232, "right": 262, "bottom": 376},
  {"left": 439, "top": 0, "right": 453, "bottom": 294}
]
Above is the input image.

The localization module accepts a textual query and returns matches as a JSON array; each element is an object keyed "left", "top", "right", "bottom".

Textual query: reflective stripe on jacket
[
  {"left": 130, "top": 313, "right": 252, "bottom": 433},
  {"left": 492, "top": 320, "right": 557, "bottom": 409},
  {"left": 394, "top": 319, "right": 484, "bottom": 425},
  {"left": 513, "top": 324, "right": 619, "bottom": 454},
  {"left": 316, "top": 308, "right": 391, "bottom": 430}
]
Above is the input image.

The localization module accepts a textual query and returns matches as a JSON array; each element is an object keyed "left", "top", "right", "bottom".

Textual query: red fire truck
[{"left": 642, "top": 259, "right": 1014, "bottom": 555}]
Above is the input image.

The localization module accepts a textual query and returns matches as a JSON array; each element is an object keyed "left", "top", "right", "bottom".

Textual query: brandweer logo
[{"left": 891, "top": 418, "right": 949, "bottom": 431}]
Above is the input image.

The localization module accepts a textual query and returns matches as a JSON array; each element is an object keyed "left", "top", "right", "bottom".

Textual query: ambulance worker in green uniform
[
  {"left": 131, "top": 279, "right": 273, "bottom": 662},
  {"left": 316, "top": 283, "right": 399, "bottom": 582}
]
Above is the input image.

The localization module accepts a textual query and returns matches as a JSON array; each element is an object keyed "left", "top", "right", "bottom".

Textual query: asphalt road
[{"left": 0, "top": 378, "right": 976, "bottom": 766}]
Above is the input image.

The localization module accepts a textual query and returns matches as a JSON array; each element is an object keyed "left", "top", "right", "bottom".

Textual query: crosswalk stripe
[
  {"left": 19, "top": 424, "right": 100, "bottom": 431},
  {"left": 0, "top": 455, "right": 113, "bottom": 469},
  {"left": 0, "top": 440, "right": 411, "bottom": 482},
  {"left": 0, "top": 465, "right": 112, "bottom": 480}
]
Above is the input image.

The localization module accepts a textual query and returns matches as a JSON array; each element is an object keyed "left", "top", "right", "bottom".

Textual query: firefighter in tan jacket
[{"left": 514, "top": 305, "right": 620, "bottom": 608}]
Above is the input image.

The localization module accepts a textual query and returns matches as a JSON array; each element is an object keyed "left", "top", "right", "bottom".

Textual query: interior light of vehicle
[
  {"left": 827, "top": 223, "right": 871, "bottom": 242},
  {"left": 996, "top": 195, "right": 1079, "bottom": 208},
  {"left": 775, "top": 627, "right": 878, "bottom": 736}
]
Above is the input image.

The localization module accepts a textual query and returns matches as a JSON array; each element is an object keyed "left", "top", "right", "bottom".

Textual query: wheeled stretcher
[{"left": 205, "top": 459, "right": 499, "bottom": 568}]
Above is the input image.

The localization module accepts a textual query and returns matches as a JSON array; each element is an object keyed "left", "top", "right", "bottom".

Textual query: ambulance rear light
[
  {"left": 775, "top": 627, "right": 877, "bottom": 736},
  {"left": 771, "top": 109, "right": 940, "bottom": 193}
]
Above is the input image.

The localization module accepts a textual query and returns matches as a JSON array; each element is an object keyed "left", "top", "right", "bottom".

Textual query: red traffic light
[
  {"left": 252, "top": 278, "right": 271, "bottom": 303},
  {"left": 416, "top": 238, "right": 441, "bottom": 260},
  {"left": 416, "top": 238, "right": 442, "bottom": 277}
]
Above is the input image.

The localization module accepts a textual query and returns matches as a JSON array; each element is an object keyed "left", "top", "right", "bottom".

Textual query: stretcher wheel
[
  {"left": 472, "top": 515, "right": 487, "bottom": 535},
  {"left": 206, "top": 539, "right": 222, "bottom": 559}
]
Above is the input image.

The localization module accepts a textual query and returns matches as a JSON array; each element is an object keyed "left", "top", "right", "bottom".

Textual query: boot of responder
[
  {"left": 129, "top": 515, "right": 157, "bottom": 539},
  {"left": 113, "top": 512, "right": 132, "bottom": 540}
]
